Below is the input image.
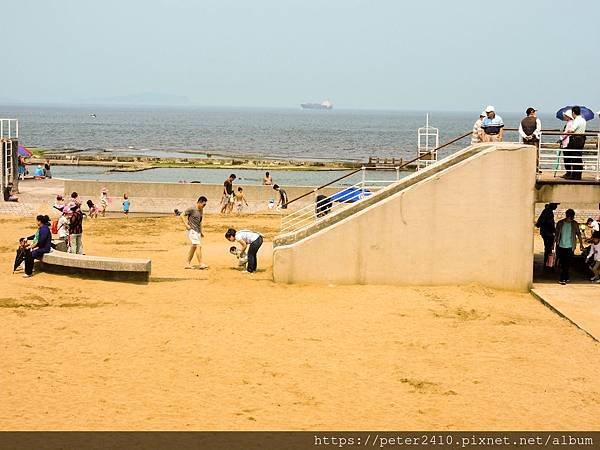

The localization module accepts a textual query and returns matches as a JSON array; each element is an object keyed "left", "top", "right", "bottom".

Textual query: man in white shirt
[
  {"left": 481, "top": 105, "right": 504, "bottom": 142},
  {"left": 585, "top": 217, "right": 600, "bottom": 236},
  {"left": 225, "top": 228, "right": 263, "bottom": 273},
  {"left": 565, "top": 105, "right": 587, "bottom": 180}
]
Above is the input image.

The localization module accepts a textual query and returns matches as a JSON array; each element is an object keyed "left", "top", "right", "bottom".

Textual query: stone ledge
[{"left": 40, "top": 251, "right": 151, "bottom": 281}]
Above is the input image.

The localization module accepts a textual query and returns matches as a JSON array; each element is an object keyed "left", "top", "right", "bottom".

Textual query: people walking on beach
[
  {"left": 554, "top": 209, "right": 584, "bottom": 285},
  {"left": 564, "top": 106, "right": 587, "bottom": 180},
  {"left": 220, "top": 174, "right": 236, "bottom": 214},
  {"left": 273, "top": 184, "right": 288, "bottom": 209},
  {"left": 234, "top": 187, "right": 248, "bottom": 214},
  {"left": 262, "top": 171, "right": 273, "bottom": 185},
  {"left": 471, "top": 111, "right": 486, "bottom": 144},
  {"left": 86, "top": 199, "right": 98, "bottom": 218},
  {"left": 480, "top": 106, "right": 504, "bottom": 142},
  {"left": 21, "top": 215, "right": 52, "bottom": 278},
  {"left": 122, "top": 194, "right": 130, "bottom": 216},
  {"left": 181, "top": 196, "right": 208, "bottom": 270},
  {"left": 44, "top": 160, "right": 52, "bottom": 179},
  {"left": 225, "top": 228, "right": 263, "bottom": 273},
  {"left": 586, "top": 231, "right": 600, "bottom": 283},
  {"left": 536, "top": 203, "right": 559, "bottom": 268},
  {"left": 100, "top": 188, "right": 109, "bottom": 216},
  {"left": 68, "top": 205, "right": 84, "bottom": 254}
]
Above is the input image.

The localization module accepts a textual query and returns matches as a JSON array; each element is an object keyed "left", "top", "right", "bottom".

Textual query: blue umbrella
[
  {"left": 329, "top": 187, "right": 372, "bottom": 203},
  {"left": 555, "top": 106, "right": 595, "bottom": 121}
]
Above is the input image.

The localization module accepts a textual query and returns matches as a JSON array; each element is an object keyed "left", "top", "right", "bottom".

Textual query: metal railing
[
  {"left": 280, "top": 167, "right": 401, "bottom": 234},
  {"left": 283, "top": 130, "right": 472, "bottom": 210},
  {"left": 538, "top": 131, "right": 600, "bottom": 180},
  {"left": 0, "top": 119, "right": 19, "bottom": 140},
  {"left": 280, "top": 130, "right": 473, "bottom": 234}
]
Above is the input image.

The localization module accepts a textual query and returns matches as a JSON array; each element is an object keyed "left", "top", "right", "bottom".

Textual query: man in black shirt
[
  {"left": 536, "top": 203, "right": 558, "bottom": 267},
  {"left": 220, "top": 174, "right": 236, "bottom": 214}
]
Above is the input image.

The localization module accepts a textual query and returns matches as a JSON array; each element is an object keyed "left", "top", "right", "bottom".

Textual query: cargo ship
[{"left": 300, "top": 100, "right": 333, "bottom": 110}]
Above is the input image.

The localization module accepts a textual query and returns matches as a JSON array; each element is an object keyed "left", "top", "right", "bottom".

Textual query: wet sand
[{"left": 0, "top": 214, "right": 599, "bottom": 430}]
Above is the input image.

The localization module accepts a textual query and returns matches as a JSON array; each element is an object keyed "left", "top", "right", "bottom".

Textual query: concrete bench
[
  {"left": 51, "top": 239, "right": 68, "bottom": 252},
  {"left": 40, "top": 251, "right": 151, "bottom": 281}
]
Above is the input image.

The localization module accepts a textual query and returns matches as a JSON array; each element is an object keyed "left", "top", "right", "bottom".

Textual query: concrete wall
[
  {"left": 62, "top": 179, "right": 339, "bottom": 214},
  {"left": 536, "top": 183, "right": 600, "bottom": 204},
  {"left": 273, "top": 144, "right": 537, "bottom": 292}
]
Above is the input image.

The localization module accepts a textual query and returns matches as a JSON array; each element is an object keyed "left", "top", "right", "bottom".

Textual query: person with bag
[
  {"left": 536, "top": 203, "right": 559, "bottom": 269},
  {"left": 554, "top": 209, "right": 584, "bottom": 285}
]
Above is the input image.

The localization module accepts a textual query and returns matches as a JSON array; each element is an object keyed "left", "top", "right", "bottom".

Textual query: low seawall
[{"left": 62, "top": 179, "right": 339, "bottom": 214}]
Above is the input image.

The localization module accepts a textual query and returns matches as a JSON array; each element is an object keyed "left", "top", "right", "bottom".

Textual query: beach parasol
[
  {"left": 17, "top": 144, "right": 32, "bottom": 157},
  {"left": 555, "top": 106, "right": 595, "bottom": 121}
]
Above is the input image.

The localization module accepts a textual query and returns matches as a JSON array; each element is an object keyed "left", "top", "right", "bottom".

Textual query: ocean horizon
[{"left": 1, "top": 104, "right": 569, "bottom": 162}]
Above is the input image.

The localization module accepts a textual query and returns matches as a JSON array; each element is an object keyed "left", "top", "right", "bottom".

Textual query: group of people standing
[
  {"left": 536, "top": 204, "right": 600, "bottom": 285},
  {"left": 472, "top": 105, "right": 590, "bottom": 179},
  {"left": 219, "top": 172, "right": 289, "bottom": 214},
  {"left": 557, "top": 106, "right": 588, "bottom": 180}
]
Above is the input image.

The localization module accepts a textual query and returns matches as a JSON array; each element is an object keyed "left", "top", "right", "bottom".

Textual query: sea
[{"left": 1, "top": 105, "right": 563, "bottom": 185}]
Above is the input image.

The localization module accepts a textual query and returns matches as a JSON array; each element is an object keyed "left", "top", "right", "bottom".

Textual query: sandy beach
[{"left": 0, "top": 213, "right": 599, "bottom": 431}]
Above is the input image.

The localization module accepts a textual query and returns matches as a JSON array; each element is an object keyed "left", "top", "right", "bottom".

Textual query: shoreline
[{"left": 25, "top": 152, "right": 417, "bottom": 172}]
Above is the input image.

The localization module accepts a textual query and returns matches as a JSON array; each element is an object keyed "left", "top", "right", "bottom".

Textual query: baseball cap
[
  {"left": 526, "top": 107, "right": 537, "bottom": 115},
  {"left": 479, "top": 111, "right": 486, "bottom": 117},
  {"left": 484, "top": 105, "right": 495, "bottom": 113}
]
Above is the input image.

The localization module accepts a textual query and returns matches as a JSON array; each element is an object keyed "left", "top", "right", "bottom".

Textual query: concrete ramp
[{"left": 273, "top": 143, "right": 537, "bottom": 291}]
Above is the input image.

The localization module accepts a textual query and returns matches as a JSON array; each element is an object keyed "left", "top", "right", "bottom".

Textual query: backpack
[{"left": 51, "top": 219, "right": 58, "bottom": 235}]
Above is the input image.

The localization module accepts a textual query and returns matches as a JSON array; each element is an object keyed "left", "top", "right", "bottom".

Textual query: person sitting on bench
[{"left": 22, "top": 215, "right": 52, "bottom": 278}]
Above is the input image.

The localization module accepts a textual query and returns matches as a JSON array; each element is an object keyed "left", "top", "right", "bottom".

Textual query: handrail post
[
  {"left": 395, "top": 166, "right": 400, "bottom": 181},
  {"left": 597, "top": 133, "right": 600, "bottom": 181},
  {"left": 361, "top": 166, "right": 366, "bottom": 190}
]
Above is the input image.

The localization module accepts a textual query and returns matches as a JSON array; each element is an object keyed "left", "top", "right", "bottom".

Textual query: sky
[{"left": 2, "top": 0, "right": 600, "bottom": 112}]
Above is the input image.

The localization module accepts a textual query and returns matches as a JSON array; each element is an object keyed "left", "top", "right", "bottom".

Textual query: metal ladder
[{"left": 1, "top": 139, "right": 15, "bottom": 189}]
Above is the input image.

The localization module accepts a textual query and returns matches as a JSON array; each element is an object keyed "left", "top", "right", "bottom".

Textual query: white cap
[
  {"left": 480, "top": 111, "right": 486, "bottom": 117},
  {"left": 563, "top": 109, "right": 573, "bottom": 119},
  {"left": 485, "top": 105, "right": 495, "bottom": 113}
]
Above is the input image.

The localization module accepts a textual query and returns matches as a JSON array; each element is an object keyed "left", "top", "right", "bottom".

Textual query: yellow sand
[{"left": 0, "top": 215, "right": 599, "bottom": 430}]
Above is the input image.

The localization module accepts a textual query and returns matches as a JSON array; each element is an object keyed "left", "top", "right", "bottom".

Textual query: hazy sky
[{"left": 3, "top": 0, "right": 599, "bottom": 112}]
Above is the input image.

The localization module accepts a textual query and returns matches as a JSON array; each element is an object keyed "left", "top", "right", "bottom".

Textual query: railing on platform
[
  {"left": 0, "top": 119, "right": 19, "bottom": 140},
  {"left": 538, "top": 131, "right": 600, "bottom": 181}
]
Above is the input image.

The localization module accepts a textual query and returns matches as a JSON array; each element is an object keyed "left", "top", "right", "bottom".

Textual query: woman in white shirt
[{"left": 225, "top": 228, "right": 263, "bottom": 273}]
